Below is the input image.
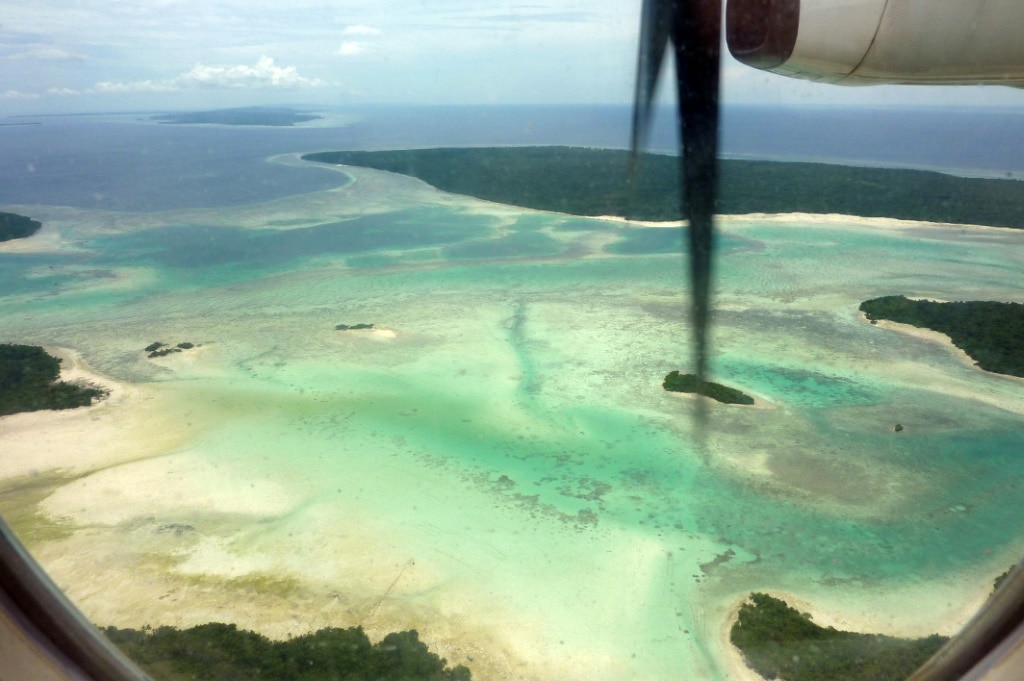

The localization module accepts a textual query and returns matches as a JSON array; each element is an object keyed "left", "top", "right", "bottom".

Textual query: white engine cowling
[{"left": 726, "top": 0, "right": 1024, "bottom": 85}]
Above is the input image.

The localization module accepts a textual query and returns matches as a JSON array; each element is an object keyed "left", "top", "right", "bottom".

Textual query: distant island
[
  {"left": 302, "top": 147, "right": 1024, "bottom": 228},
  {"left": 0, "top": 344, "right": 106, "bottom": 416},
  {"left": 860, "top": 295, "right": 1024, "bottom": 377},
  {"left": 0, "top": 212, "right": 42, "bottom": 242},
  {"left": 731, "top": 593, "right": 947, "bottom": 681},
  {"left": 663, "top": 371, "right": 755, "bottom": 405},
  {"left": 104, "top": 622, "right": 471, "bottom": 681},
  {"left": 152, "top": 107, "right": 322, "bottom": 127},
  {"left": 336, "top": 323, "right": 375, "bottom": 331}
]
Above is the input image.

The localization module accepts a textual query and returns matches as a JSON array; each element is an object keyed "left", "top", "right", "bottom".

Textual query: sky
[{"left": 2, "top": 0, "right": 1024, "bottom": 115}]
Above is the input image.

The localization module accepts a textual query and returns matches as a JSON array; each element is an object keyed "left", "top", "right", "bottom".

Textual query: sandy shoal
[
  {"left": 0, "top": 350, "right": 556, "bottom": 681},
  {"left": 0, "top": 348, "right": 189, "bottom": 480}
]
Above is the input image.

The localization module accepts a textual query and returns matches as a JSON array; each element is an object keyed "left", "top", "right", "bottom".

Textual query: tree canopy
[
  {"left": 663, "top": 371, "right": 754, "bottom": 405},
  {"left": 0, "top": 344, "right": 105, "bottom": 416},
  {"left": 731, "top": 593, "right": 947, "bottom": 681},
  {"left": 104, "top": 623, "right": 471, "bottom": 681},
  {"left": 0, "top": 212, "right": 42, "bottom": 242},
  {"left": 303, "top": 147, "right": 1024, "bottom": 228},
  {"left": 860, "top": 296, "right": 1024, "bottom": 377}
]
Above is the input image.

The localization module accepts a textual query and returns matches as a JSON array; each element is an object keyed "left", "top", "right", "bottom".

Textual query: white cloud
[
  {"left": 337, "top": 41, "right": 365, "bottom": 57},
  {"left": 47, "top": 87, "right": 80, "bottom": 95},
  {"left": 177, "top": 55, "right": 322, "bottom": 88},
  {"left": 1, "top": 89, "right": 40, "bottom": 99},
  {"left": 91, "top": 79, "right": 178, "bottom": 94},
  {"left": 2, "top": 46, "right": 86, "bottom": 61},
  {"left": 341, "top": 25, "right": 380, "bottom": 37},
  {"left": 79, "top": 56, "right": 323, "bottom": 96}
]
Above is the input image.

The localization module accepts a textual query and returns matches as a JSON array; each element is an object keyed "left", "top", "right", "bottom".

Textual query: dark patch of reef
[{"left": 145, "top": 342, "right": 197, "bottom": 358}]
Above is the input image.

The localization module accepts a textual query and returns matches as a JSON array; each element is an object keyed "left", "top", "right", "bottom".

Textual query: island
[
  {"left": 103, "top": 622, "right": 471, "bottom": 681},
  {"left": 0, "top": 344, "right": 106, "bottom": 416},
  {"left": 731, "top": 593, "right": 948, "bottom": 681},
  {"left": 151, "top": 107, "right": 322, "bottom": 127},
  {"left": 0, "top": 212, "right": 42, "bottom": 242},
  {"left": 336, "top": 323, "right": 375, "bottom": 331},
  {"left": 302, "top": 147, "right": 1024, "bottom": 228},
  {"left": 860, "top": 295, "right": 1024, "bottom": 377},
  {"left": 145, "top": 341, "right": 197, "bottom": 358},
  {"left": 663, "top": 370, "right": 755, "bottom": 405}
]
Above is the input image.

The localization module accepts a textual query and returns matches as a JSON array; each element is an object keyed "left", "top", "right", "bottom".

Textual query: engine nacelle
[{"left": 726, "top": 0, "right": 1024, "bottom": 85}]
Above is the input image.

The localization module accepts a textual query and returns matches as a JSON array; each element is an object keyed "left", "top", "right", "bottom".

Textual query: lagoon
[{"left": 3, "top": 117, "right": 1024, "bottom": 681}]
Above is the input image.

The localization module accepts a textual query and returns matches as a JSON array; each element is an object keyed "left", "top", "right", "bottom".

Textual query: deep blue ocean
[{"left": 3, "top": 105, "right": 1024, "bottom": 212}]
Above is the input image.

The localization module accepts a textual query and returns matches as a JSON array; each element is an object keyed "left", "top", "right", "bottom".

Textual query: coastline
[
  {"left": 858, "top": 311, "right": 1024, "bottom": 386},
  {"left": 0, "top": 350, "right": 532, "bottom": 681},
  {"left": 2, "top": 198, "right": 1024, "bottom": 681},
  {"left": 718, "top": 580, "right": 996, "bottom": 681},
  {"left": 0, "top": 347, "right": 181, "bottom": 480}
]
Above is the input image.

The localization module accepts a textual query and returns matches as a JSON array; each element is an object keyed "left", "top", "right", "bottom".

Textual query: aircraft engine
[{"left": 726, "top": 0, "right": 1024, "bottom": 85}]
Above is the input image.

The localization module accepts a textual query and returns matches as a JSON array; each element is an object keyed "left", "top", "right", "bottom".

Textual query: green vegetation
[
  {"left": 0, "top": 212, "right": 42, "bottom": 242},
  {"left": 0, "top": 344, "right": 105, "bottom": 416},
  {"left": 731, "top": 593, "right": 947, "bottom": 681},
  {"left": 336, "top": 323, "right": 375, "bottom": 331},
  {"left": 993, "top": 567, "right": 1015, "bottom": 592},
  {"left": 152, "top": 107, "right": 322, "bottom": 127},
  {"left": 663, "top": 371, "right": 754, "bottom": 405},
  {"left": 860, "top": 295, "right": 1024, "bottom": 377},
  {"left": 302, "top": 147, "right": 1024, "bottom": 228},
  {"left": 103, "top": 622, "right": 471, "bottom": 681}
]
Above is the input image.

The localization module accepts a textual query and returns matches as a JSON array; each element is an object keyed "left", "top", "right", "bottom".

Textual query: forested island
[
  {"left": 0, "top": 211, "right": 42, "bottom": 242},
  {"left": 103, "top": 623, "right": 471, "bottom": 681},
  {"left": 731, "top": 593, "right": 948, "bottom": 681},
  {"left": 663, "top": 371, "right": 755, "bottom": 405},
  {"left": 302, "top": 147, "right": 1024, "bottom": 228},
  {"left": 0, "top": 344, "right": 105, "bottom": 416},
  {"left": 860, "top": 295, "right": 1024, "bottom": 377},
  {"left": 152, "top": 107, "right": 322, "bottom": 127}
]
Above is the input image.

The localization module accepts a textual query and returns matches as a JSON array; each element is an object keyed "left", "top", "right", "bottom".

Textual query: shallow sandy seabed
[{"left": 4, "top": 202, "right": 1024, "bottom": 680}]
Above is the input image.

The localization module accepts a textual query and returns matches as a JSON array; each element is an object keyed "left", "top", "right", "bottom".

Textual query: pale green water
[{"left": 4, "top": 170, "right": 1024, "bottom": 679}]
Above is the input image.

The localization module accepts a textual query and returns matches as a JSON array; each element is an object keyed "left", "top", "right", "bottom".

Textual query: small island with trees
[
  {"left": 663, "top": 370, "right": 755, "bottom": 405},
  {"left": 0, "top": 344, "right": 106, "bottom": 416},
  {"left": 730, "top": 593, "right": 948, "bottom": 681},
  {"left": 103, "top": 622, "right": 471, "bottom": 681},
  {"left": 0, "top": 212, "right": 42, "bottom": 242},
  {"left": 336, "top": 323, "right": 375, "bottom": 331},
  {"left": 860, "top": 295, "right": 1024, "bottom": 377}
]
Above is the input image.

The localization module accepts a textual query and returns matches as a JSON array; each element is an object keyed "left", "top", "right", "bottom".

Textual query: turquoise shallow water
[{"left": 5, "top": 171, "right": 1024, "bottom": 679}]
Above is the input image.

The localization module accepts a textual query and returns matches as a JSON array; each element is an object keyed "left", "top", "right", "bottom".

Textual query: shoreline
[
  {"left": 0, "top": 347, "right": 173, "bottom": 480},
  {"left": 718, "top": 580, "right": 996, "bottom": 681},
  {"left": 0, "top": 349, "right": 530, "bottom": 681},
  {"left": 858, "top": 311, "right": 1024, "bottom": 386}
]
